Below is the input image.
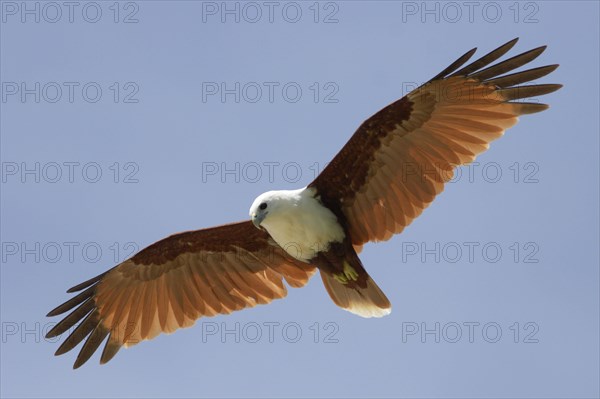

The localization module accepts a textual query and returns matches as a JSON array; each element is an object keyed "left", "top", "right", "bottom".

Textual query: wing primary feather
[
  {"left": 485, "top": 64, "right": 559, "bottom": 88},
  {"left": 496, "top": 84, "right": 563, "bottom": 101},
  {"left": 100, "top": 335, "right": 122, "bottom": 365},
  {"left": 46, "top": 284, "right": 96, "bottom": 317},
  {"left": 429, "top": 47, "right": 477, "bottom": 81},
  {"left": 449, "top": 38, "right": 519, "bottom": 77},
  {"left": 506, "top": 102, "right": 550, "bottom": 114},
  {"left": 73, "top": 322, "right": 109, "bottom": 369},
  {"left": 54, "top": 310, "right": 100, "bottom": 356},
  {"left": 66, "top": 267, "right": 115, "bottom": 293},
  {"left": 46, "top": 297, "right": 94, "bottom": 338},
  {"left": 470, "top": 46, "right": 547, "bottom": 81}
]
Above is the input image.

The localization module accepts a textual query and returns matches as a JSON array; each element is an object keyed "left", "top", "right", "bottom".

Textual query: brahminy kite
[{"left": 46, "top": 38, "right": 561, "bottom": 368}]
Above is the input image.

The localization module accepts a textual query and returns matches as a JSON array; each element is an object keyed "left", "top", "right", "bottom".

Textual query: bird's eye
[{"left": 259, "top": 202, "right": 267, "bottom": 210}]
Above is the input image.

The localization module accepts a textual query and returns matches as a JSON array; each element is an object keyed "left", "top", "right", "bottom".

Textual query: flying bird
[{"left": 46, "top": 38, "right": 561, "bottom": 368}]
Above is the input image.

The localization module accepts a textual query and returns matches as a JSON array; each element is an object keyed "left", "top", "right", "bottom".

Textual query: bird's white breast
[{"left": 261, "top": 187, "right": 345, "bottom": 262}]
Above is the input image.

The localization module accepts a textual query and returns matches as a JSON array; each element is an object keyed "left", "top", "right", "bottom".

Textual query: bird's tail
[{"left": 320, "top": 270, "right": 391, "bottom": 318}]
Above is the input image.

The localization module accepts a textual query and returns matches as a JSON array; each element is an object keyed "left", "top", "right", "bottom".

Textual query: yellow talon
[
  {"left": 343, "top": 262, "right": 359, "bottom": 281},
  {"left": 333, "top": 262, "right": 359, "bottom": 284},
  {"left": 332, "top": 262, "right": 358, "bottom": 284}
]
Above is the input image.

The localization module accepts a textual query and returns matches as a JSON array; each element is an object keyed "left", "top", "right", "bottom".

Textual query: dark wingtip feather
[
  {"left": 73, "top": 324, "right": 109, "bottom": 369},
  {"left": 67, "top": 281, "right": 93, "bottom": 294},
  {"left": 100, "top": 337, "right": 122, "bottom": 365},
  {"left": 510, "top": 102, "right": 550, "bottom": 114},
  {"left": 66, "top": 268, "right": 113, "bottom": 293},
  {"left": 469, "top": 45, "right": 548, "bottom": 81},
  {"left": 45, "top": 298, "right": 94, "bottom": 338},
  {"left": 498, "top": 83, "right": 563, "bottom": 101},
  {"left": 429, "top": 47, "right": 477, "bottom": 82},
  {"left": 449, "top": 38, "right": 520, "bottom": 78},
  {"left": 54, "top": 311, "right": 100, "bottom": 356},
  {"left": 485, "top": 64, "right": 560, "bottom": 88},
  {"left": 46, "top": 285, "right": 95, "bottom": 317}
]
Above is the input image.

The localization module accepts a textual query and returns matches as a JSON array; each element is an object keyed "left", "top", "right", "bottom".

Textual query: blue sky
[{"left": 1, "top": 1, "right": 598, "bottom": 398}]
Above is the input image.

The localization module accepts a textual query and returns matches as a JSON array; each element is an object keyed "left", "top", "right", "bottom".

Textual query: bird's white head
[{"left": 249, "top": 188, "right": 305, "bottom": 230}]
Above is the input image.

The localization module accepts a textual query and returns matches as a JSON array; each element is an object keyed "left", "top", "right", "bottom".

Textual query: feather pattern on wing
[
  {"left": 309, "top": 38, "right": 561, "bottom": 245},
  {"left": 46, "top": 221, "right": 315, "bottom": 368}
]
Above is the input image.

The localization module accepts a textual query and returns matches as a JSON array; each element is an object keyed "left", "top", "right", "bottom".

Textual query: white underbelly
[{"left": 262, "top": 191, "right": 345, "bottom": 262}]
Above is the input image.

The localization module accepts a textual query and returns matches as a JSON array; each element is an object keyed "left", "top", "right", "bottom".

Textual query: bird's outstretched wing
[
  {"left": 46, "top": 221, "right": 315, "bottom": 368},
  {"left": 309, "top": 38, "right": 561, "bottom": 246}
]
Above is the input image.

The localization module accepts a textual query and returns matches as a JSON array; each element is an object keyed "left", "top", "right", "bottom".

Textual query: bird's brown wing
[
  {"left": 46, "top": 221, "right": 315, "bottom": 368},
  {"left": 309, "top": 38, "right": 561, "bottom": 246}
]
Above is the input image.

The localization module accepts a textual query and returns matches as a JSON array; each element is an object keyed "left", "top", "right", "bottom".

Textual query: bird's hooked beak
[{"left": 251, "top": 212, "right": 267, "bottom": 230}]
